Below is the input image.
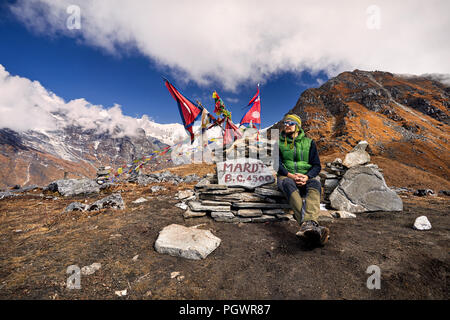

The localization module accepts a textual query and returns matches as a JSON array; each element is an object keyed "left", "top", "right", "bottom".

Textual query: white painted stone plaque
[{"left": 217, "top": 158, "right": 275, "bottom": 188}]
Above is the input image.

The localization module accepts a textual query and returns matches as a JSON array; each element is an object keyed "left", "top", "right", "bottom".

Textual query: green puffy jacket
[{"left": 279, "top": 129, "right": 312, "bottom": 174}]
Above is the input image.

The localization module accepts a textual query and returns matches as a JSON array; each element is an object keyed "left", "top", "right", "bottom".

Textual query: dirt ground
[{"left": 0, "top": 167, "right": 448, "bottom": 300}]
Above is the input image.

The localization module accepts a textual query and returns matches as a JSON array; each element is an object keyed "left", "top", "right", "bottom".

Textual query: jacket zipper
[{"left": 294, "top": 139, "right": 298, "bottom": 173}]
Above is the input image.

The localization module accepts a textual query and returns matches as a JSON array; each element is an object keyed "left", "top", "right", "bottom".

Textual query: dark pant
[{"left": 277, "top": 176, "right": 321, "bottom": 198}]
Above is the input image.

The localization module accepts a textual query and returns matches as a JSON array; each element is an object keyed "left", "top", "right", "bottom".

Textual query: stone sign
[{"left": 217, "top": 158, "right": 275, "bottom": 188}]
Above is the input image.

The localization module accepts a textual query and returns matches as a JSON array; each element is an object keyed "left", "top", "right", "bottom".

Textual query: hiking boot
[{"left": 296, "top": 220, "right": 330, "bottom": 246}]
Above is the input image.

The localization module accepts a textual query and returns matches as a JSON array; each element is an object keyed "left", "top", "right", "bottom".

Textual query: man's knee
[
  {"left": 277, "top": 176, "right": 298, "bottom": 197},
  {"left": 306, "top": 178, "right": 322, "bottom": 194}
]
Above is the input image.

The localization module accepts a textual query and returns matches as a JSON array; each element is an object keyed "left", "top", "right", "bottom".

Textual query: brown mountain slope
[{"left": 273, "top": 69, "right": 450, "bottom": 183}]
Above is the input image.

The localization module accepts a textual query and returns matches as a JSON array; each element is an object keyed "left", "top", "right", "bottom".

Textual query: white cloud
[
  {"left": 0, "top": 64, "right": 186, "bottom": 142},
  {"left": 9, "top": 0, "right": 450, "bottom": 91}
]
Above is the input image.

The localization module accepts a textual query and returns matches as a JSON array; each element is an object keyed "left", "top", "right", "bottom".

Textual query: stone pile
[
  {"left": 133, "top": 170, "right": 200, "bottom": 186},
  {"left": 319, "top": 141, "right": 402, "bottom": 213},
  {"left": 96, "top": 166, "right": 111, "bottom": 185},
  {"left": 177, "top": 174, "right": 293, "bottom": 223}
]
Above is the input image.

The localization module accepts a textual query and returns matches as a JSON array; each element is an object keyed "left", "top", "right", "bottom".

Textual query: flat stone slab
[
  {"left": 176, "top": 190, "right": 195, "bottom": 200},
  {"left": 154, "top": 224, "right": 221, "bottom": 260},
  {"left": 188, "top": 201, "right": 231, "bottom": 212},
  {"left": 200, "top": 192, "right": 266, "bottom": 202},
  {"left": 262, "top": 209, "right": 287, "bottom": 216},
  {"left": 251, "top": 215, "right": 278, "bottom": 223},
  {"left": 237, "top": 209, "right": 263, "bottom": 217},
  {"left": 201, "top": 200, "right": 232, "bottom": 206},
  {"left": 232, "top": 202, "right": 291, "bottom": 209},
  {"left": 183, "top": 209, "right": 207, "bottom": 218},
  {"left": 254, "top": 187, "right": 284, "bottom": 197},
  {"left": 211, "top": 211, "right": 235, "bottom": 219},
  {"left": 200, "top": 188, "right": 246, "bottom": 195}
]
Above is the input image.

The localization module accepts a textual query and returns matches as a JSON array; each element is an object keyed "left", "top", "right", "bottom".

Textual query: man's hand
[{"left": 294, "top": 173, "right": 308, "bottom": 186}]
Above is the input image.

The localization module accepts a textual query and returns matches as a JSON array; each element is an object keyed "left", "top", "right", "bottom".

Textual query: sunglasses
[{"left": 283, "top": 121, "right": 297, "bottom": 126}]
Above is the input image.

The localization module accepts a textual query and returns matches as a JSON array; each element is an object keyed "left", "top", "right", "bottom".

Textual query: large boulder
[
  {"left": 47, "top": 179, "right": 100, "bottom": 197},
  {"left": 154, "top": 224, "right": 221, "bottom": 260},
  {"left": 329, "top": 166, "right": 403, "bottom": 213}
]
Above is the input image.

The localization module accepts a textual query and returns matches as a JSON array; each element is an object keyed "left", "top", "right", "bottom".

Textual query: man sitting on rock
[{"left": 277, "top": 114, "right": 329, "bottom": 246}]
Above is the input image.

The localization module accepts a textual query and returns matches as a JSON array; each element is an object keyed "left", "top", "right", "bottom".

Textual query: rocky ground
[{"left": 0, "top": 162, "right": 449, "bottom": 300}]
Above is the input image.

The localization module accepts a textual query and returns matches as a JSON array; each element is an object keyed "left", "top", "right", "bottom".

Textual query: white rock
[
  {"left": 413, "top": 216, "right": 432, "bottom": 230},
  {"left": 154, "top": 224, "right": 221, "bottom": 260},
  {"left": 132, "top": 255, "right": 139, "bottom": 261},
  {"left": 170, "top": 271, "right": 180, "bottom": 279},
  {"left": 81, "top": 262, "right": 101, "bottom": 275},
  {"left": 175, "top": 202, "right": 188, "bottom": 210},
  {"left": 115, "top": 289, "right": 127, "bottom": 297},
  {"left": 132, "top": 197, "right": 148, "bottom": 204},
  {"left": 320, "top": 203, "right": 328, "bottom": 211},
  {"left": 332, "top": 211, "right": 357, "bottom": 219},
  {"left": 176, "top": 190, "right": 194, "bottom": 200}
]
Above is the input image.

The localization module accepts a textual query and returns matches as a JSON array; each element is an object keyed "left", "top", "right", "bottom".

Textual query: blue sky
[{"left": 0, "top": 2, "right": 328, "bottom": 128}]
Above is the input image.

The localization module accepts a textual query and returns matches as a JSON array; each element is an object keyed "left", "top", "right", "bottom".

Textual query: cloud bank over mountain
[
  {"left": 9, "top": 0, "right": 450, "bottom": 90},
  {"left": 0, "top": 64, "right": 186, "bottom": 143}
]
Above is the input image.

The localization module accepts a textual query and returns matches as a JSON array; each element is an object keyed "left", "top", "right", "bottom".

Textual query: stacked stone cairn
[
  {"left": 177, "top": 173, "right": 293, "bottom": 223},
  {"left": 320, "top": 140, "right": 402, "bottom": 213},
  {"left": 96, "top": 166, "right": 111, "bottom": 185}
]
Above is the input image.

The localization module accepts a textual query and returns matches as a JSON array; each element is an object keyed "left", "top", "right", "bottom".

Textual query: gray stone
[
  {"left": 232, "top": 202, "right": 291, "bottom": 209},
  {"left": 194, "top": 178, "right": 211, "bottom": 189},
  {"left": 343, "top": 149, "right": 370, "bottom": 168},
  {"left": 331, "top": 211, "right": 357, "bottom": 219},
  {"left": 262, "top": 209, "right": 287, "bottom": 216},
  {"left": 237, "top": 209, "right": 263, "bottom": 217},
  {"left": 132, "top": 197, "right": 148, "bottom": 204},
  {"left": 329, "top": 166, "right": 403, "bottom": 213},
  {"left": 319, "top": 171, "right": 338, "bottom": 179},
  {"left": 154, "top": 224, "right": 221, "bottom": 260},
  {"left": 81, "top": 263, "right": 101, "bottom": 275},
  {"left": 47, "top": 179, "right": 100, "bottom": 197},
  {"left": 188, "top": 201, "right": 231, "bottom": 212},
  {"left": 87, "top": 193, "right": 125, "bottom": 211},
  {"left": 201, "top": 184, "right": 228, "bottom": 190},
  {"left": 201, "top": 200, "right": 232, "bottom": 206},
  {"left": 183, "top": 174, "right": 200, "bottom": 183},
  {"left": 213, "top": 216, "right": 252, "bottom": 223},
  {"left": 351, "top": 141, "right": 369, "bottom": 152},
  {"left": 211, "top": 211, "right": 235, "bottom": 219},
  {"left": 176, "top": 190, "right": 195, "bottom": 200},
  {"left": 276, "top": 213, "right": 293, "bottom": 221},
  {"left": 137, "top": 174, "right": 159, "bottom": 186},
  {"left": 64, "top": 202, "right": 88, "bottom": 212},
  {"left": 151, "top": 185, "right": 166, "bottom": 193},
  {"left": 199, "top": 188, "right": 246, "bottom": 195},
  {"left": 254, "top": 187, "right": 284, "bottom": 197},
  {"left": 0, "top": 191, "right": 16, "bottom": 200},
  {"left": 200, "top": 192, "right": 266, "bottom": 203},
  {"left": 413, "top": 216, "right": 432, "bottom": 230},
  {"left": 251, "top": 215, "right": 278, "bottom": 223},
  {"left": 175, "top": 202, "right": 188, "bottom": 210}
]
